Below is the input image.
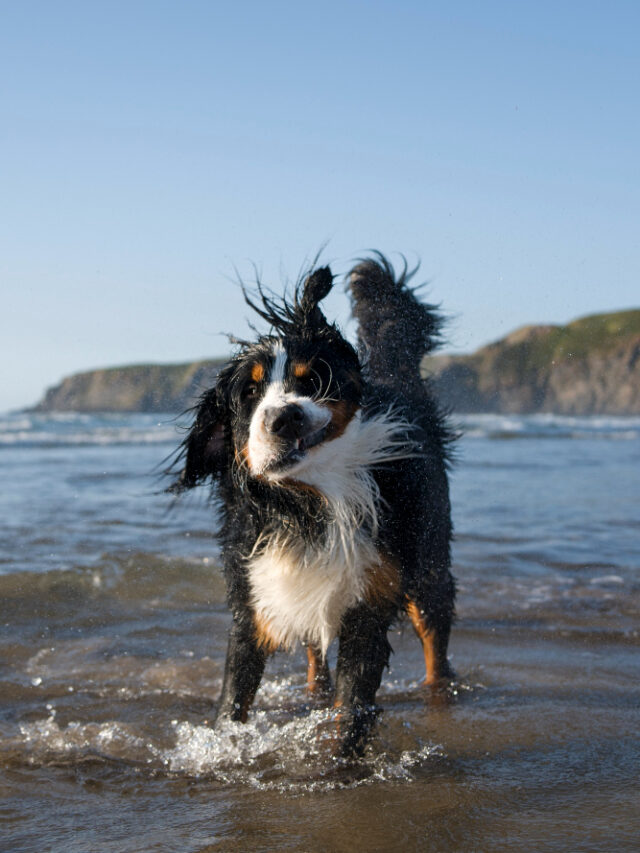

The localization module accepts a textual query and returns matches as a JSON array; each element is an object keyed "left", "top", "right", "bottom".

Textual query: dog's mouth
[{"left": 265, "top": 424, "right": 329, "bottom": 473}]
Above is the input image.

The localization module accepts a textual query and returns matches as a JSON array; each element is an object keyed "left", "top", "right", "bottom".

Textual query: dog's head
[{"left": 170, "top": 266, "right": 363, "bottom": 492}]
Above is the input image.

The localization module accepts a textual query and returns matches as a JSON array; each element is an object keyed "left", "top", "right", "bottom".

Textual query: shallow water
[{"left": 1, "top": 412, "right": 639, "bottom": 851}]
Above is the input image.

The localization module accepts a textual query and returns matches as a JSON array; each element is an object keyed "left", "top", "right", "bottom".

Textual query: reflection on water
[{"left": 1, "top": 412, "right": 639, "bottom": 851}]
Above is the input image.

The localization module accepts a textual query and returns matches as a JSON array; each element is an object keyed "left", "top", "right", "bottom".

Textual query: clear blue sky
[{"left": 2, "top": 0, "right": 638, "bottom": 411}]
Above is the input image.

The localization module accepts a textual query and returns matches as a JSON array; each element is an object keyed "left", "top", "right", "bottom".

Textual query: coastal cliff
[
  {"left": 424, "top": 309, "right": 640, "bottom": 414},
  {"left": 33, "top": 309, "right": 640, "bottom": 415},
  {"left": 33, "top": 360, "right": 223, "bottom": 413}
]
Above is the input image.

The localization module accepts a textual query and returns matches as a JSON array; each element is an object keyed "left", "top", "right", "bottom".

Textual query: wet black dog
[{"left": 169, "top": 254, "right": 455, "bottom": 755}]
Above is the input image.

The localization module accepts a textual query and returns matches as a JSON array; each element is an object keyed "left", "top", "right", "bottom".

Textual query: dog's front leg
[
  {"left": 333, "top": 603, "right": 393, "bottom": 757},
  {"left": 215, "top": 614, "right": 267, "bottom": 724}
]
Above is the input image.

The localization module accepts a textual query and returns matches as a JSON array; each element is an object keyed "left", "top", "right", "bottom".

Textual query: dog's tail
[{"left": 348, "top": 253, "right": 444, "bottom": 394}]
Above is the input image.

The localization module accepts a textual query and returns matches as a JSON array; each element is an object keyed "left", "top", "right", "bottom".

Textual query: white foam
[
  {"left": 589, "top": 575, "right": 624, "bottom": 586},
  {"left": 0, "top": 412, "right": 178, "bottom": 446},
  {"left": 18, "top": 716, "right": 156, "bottom": 765},
  {"left": 10, "top": 675, "right": 445, "bottom": 792},
  {"left": 164, "top": 712, "right": 443, "bottom": 790},
  {"left": 457, "top": 413, "right": 640, "bottom": 440}
]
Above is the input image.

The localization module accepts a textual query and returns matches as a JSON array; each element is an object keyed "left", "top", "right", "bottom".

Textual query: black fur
[{"left": 168, "top": 255, "right": 456, "bottom": 756}]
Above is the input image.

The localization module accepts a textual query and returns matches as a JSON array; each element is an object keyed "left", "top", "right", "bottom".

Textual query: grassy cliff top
[
  {"left": 452, "top": 308, "right": 640, "bottom": 371},
  {"left": 503, "top": 308, "right": 640, "bottom": 361}
]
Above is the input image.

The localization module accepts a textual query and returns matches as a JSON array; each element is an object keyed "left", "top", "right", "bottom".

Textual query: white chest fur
[
  {"left": 247, "top": 411, "right": 415, "bottom": 656},
  {"left": 248, "top": 531, "right": 377, "bottom": 656}
]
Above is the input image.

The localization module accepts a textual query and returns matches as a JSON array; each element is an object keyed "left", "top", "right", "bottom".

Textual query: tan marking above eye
[
  {"left": 292, "top": 362, "right": 311, "bottom": 378},
  {"left": 250, "top": 363, "right": 265, "bottom": 382}
]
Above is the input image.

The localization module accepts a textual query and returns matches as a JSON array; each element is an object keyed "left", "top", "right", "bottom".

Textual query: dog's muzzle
[
  {"left": 264, "top": 403, "right": 306, "bottom": 440},
  {"left": 262, "top": 403, "right": 329, "bottom": 470}
]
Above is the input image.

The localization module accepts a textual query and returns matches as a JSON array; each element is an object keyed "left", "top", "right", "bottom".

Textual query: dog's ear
[
  {"left": 300, "top": 266, "right": 333, "bottom": 311},
  {"left": 168, "top": 385, "right": 227, "bottom": 493},
  {"left": 242, "top": 263, "right": 334, "bottom": 335},
  {"left": 296, "top": 266, "right": 333, "bottom": 328}
]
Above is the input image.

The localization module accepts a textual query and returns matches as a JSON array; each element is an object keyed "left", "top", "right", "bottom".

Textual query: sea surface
[{"left": 1, "top": 411, "right": 639, "bottom": 852}]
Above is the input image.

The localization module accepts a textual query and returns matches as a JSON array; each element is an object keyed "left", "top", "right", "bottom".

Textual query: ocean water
[{"left": 1, "top": 411, "right": 638, "bottom": 852}]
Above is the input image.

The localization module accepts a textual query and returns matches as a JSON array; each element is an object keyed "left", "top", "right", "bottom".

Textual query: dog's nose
[{"left": 263, "top": 404, "right": 306, "bottom": 438}]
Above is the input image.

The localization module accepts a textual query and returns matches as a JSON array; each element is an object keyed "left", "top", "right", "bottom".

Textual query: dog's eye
[
  {"left": 242, "top": 383, "right": 259, "bottom": 400},
  {"left": 296, "top": 375, "right": 319, "bottom": 397}
]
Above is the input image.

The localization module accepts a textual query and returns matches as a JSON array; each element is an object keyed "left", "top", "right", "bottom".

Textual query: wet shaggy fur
[{"left": 169, "top": 254, "right": 456, "bottom": 756}]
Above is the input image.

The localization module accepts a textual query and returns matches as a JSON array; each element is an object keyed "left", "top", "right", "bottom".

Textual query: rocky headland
[
  {"left": 424, "top": 309, "right": 640, "bottom": 415},
  {"left": 33, "top": 308, "right": 640, "bottom": 415},
  {"left": 33, "top": 360, "right": 224, "bottom": 414}
]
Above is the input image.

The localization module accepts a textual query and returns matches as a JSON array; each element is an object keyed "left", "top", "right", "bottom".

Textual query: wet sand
[
  {"left": 1, "top": 412, "right": 639, "bottom": 851},
  {"left": 1, "top": 556, "right": 638, "bottom": 853}
]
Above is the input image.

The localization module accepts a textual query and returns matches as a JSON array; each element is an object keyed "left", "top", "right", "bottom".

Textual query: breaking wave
[
  {"left": 0, "top": 411, "right": 180, "bottom": 447},
  {"left": 458, "top": 413, "right": 640, "bottom": 440}
]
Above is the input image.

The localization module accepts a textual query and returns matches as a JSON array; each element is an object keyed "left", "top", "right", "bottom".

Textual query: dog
[{"left": 169, "top": 254, "right": 456, "bottom": 755}]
